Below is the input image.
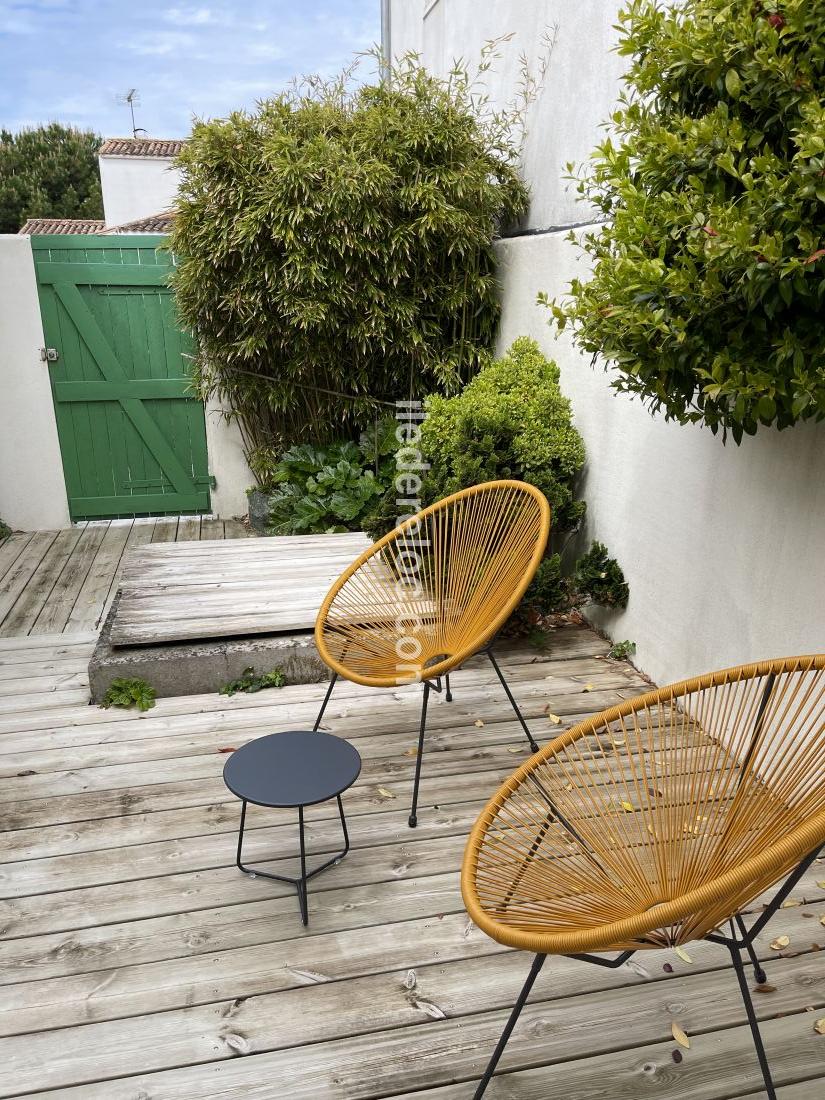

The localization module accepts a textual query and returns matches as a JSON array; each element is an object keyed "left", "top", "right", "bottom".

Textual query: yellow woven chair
[
  {"left": 314, "top": 480, "right": 551, "bottom": 826},
  {"left": 462, "top": 655, "right": 825, "bottom": 1098}
]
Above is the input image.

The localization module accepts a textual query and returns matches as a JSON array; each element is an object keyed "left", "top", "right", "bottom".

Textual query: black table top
[{"left": 222, "top": 730, "right": 362, "bottom": 808}]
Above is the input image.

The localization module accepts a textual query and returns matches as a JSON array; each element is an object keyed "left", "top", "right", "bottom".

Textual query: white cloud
[
  {"left": 163, "top": 6, "right": 219, "bottom": 26},
  {"left": 120, "top": 30, "right": 196, "bottom": 56}
]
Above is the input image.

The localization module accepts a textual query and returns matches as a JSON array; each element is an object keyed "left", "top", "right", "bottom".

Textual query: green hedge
[
  {"left": 169, "top": 56, "right": 528, "bottom": 455},
  {"left": 549, "top": 0, "right": 825, "bottom": 442}
]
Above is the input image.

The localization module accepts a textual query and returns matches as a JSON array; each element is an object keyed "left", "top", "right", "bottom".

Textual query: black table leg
[
  {"left": 298, "top": 805, "right": 308, "bottom": 926},
  {"left": 234, "top": 795, "right": 351, "bottom": 926}
]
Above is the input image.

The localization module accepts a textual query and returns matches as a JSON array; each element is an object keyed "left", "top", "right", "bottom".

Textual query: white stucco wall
[
  {"left": 99, "top": 156, "right": 181, "bottom": 227},
  {"left": 389, "top": 0, "right": 627, "bottom": 229},
  {"left": 496, "top": 233, "right": 825, "bottom": 686},
  {"left": 0, "top": 236, "right": 70, "bottom": 531},
  {"left": 204, "top": 397, "right": 255, "bottom": 519},
  {"left": 389, "top": 0, "right": 825, "bottom": 684}
]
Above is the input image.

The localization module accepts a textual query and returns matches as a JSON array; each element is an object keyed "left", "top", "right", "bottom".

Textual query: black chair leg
[
  {"left": 727, "top": 930, "right": 777, "bottom": 1099},
  {"left": 445, "top": 672, "right": 453, "bottom": 702},
  {"left": 735, "top": 913, "right": 768, "bottom": 985},
  {"left": 474, "top": 953, "right": 546, "bottom": 1098},
  {"left": 313, "top": 672, "right": 338, "bottom": 731},
  {"left": 487, "top": 649, "right": 539, "bottom": 753},
  {"left": 408, "top": 681, "right": 431, "bottom": 828}
]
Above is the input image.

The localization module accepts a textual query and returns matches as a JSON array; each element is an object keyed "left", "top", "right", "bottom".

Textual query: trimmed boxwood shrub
[
  {"left": 367, "top": 338, "right": 629, "bottom": 620},
  {"left": 419, "top": 337, "right": 587, "bottom": 532},
  {"left": 548, "top": 0, "right": 825, "bottom": 443},
  {"left": 169, "top": 56, "right": 528, "bottom": 455}
]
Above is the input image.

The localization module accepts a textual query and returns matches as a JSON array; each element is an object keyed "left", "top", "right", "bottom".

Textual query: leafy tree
[
  {"left": 548, "top": 0, "right": 825, "bottom": 442},
  {"left": 0, "top": 124, "right": 103, "bottom": 233},
  {"left": 169, "top": 54, "right": 529, "bottom": 456}
]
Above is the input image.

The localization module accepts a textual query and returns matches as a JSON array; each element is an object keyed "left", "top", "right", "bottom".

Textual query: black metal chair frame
[
  {"left": 235, "top": 794, "right": 350, "bottom": 926},
  {"left": 472, "top": 845, "right": 822, "bottom": 1098},
  {"left": 313, "top": 645, "right": 539, "bottom": 828}
]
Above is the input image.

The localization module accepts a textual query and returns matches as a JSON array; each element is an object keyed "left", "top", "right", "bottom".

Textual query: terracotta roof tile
[
  {"left": 105, "top": 212, "right": 175, "bottom": 233},
  {"left": 18, "top": 218, "right": 106, "bottom": 235},
  {"left": 99, "top": 137, "right": 187, "bottom": 157}
]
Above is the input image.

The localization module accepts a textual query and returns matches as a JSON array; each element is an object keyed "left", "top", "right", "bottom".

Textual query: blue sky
[{"left": 0, "top": 0, "right": 379, "bottom": 138}]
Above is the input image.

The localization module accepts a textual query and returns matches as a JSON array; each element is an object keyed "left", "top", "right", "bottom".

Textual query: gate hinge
[
  {"left": 195, "top": 474, "right": 217, "bottom": 489},
  {"left": 40, "top": 348, "right": 59, "bottom": 362}
]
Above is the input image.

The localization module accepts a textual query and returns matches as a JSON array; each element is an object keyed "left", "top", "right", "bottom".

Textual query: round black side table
[{"left": 223, "top": 730, "right": 361, "bottom": 926}]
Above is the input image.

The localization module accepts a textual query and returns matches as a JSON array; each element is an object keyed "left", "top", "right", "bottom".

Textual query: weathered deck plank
[{"left": 0, "top": 630, "right": 822, "bottom": 1099}]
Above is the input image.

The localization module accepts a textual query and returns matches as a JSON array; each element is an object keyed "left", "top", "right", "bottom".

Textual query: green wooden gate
[{"left": 32, "top": 234, "right": 211, "bottom": 520}]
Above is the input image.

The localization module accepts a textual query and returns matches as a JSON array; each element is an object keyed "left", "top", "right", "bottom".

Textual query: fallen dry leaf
[
  {"left": 781, "top": 899, "right": 801, "bottom": 908},
  {"left": 620, "top": 800, "right": 634, "bottom": 813},
  {"left": 474, "top": 719, "right": 485, "bottom": 728},
  {"left": 817, "top": 881, "right": 825, "bottom": 890},
  {"left": 770, "top": 935, "right": 790, "bottom": 950},
  {"left": 507, "top": 747, "right": 523, "bottom": 754},
  {"left": 404, "top": 747, "right": 418, "bottom": 757},
  {"left": 671, "top": 1022, "right": 690, "bottom": 1049},
  {"left": 754, "top": 983, "right": 777, "bottom": 994},
  {"left": 547, "top": 712, "right": 562, "bottom": 725},
  {"left": 217, "top": 747, "right": 236, "bottom": 753},
  {"left": 674, "top": 946, "right": 693, "bottom": 964},
  {"left": 815, "top": 1019, "right": 825, "bottom": 1036},
  {"left": 820, "top": 916, "right": 825, "bottom": 928},
  {"left": 377, "top": 787, "right": 396, "bottom": 800},
  {"left": 582, "top": 683, "right": 594, "bottom": 692}
]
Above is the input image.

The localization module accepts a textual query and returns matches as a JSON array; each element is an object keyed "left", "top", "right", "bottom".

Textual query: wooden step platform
[{"left": 110, "top": 532, "right": 371, "bottom": 646}]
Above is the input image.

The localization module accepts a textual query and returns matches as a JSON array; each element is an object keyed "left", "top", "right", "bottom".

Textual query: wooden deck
[
  {"left": 0, "top": 516, "right": 251, "bottom": 638},
  {"left": 0, "top": 627, "right": 823, "bottom": 1099}
]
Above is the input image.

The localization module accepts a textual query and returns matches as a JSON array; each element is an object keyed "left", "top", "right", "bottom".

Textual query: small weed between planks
[
  {"left": 220, "top": 667, "right": 286, "bottom": 697},
  {"left": 101, "top": 677, "right": 156, "bottom": 712}
]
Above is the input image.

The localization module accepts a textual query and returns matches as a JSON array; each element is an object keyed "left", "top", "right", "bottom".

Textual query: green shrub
[
  {"left": 367, "top": 339, "right": 629, "bottom": 622},
  {"left": 548, "top": 0, "right": 825, "bottom": 442},
  {"left": 266, "top": 420, "right": 397, "bottom": 535},
  {"left": 169, "top": 53, "right": 528, "bottom": 455},
  {"left": 418, "top": 337, "right": 587, "bottom": 531},
  {"left": 0, "top": 518, "right": 11, "bottom": 540}
]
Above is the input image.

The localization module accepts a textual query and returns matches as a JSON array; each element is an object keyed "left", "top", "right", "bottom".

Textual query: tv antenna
[{"left": 116, "top": 89, "right": 147, "bottom": 137}]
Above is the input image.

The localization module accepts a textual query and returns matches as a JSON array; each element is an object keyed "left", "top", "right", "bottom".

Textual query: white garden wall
[
  {"left": 388, "top": 0, "right": 825, "bottom": 685},
  {"left": 0, "top": 236, "right": 71, "bottom": 531},
  {"left": 496, "top": 232, "right": 825, "bottom": 686}
]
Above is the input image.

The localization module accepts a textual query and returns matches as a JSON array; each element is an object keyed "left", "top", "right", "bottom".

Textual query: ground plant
[
  {"left": 100, "top": 677, "right": 156, "bottom": 712},
  {"left": 259, "top": 419, "right": 397, "bottom": 534},
  {"left": 548, "top": 0, "right": 825, "bottom": 442},
  {"left": 169, "top": 50, "right": 530, "bottom": 457}
]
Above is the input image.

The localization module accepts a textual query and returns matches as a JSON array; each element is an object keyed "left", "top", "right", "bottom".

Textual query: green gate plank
[
  {"left": 53, "top": 380, "right": 193, "bottom": 401},
  {"left": 37, "top": 263, "right": 169, "bottom": 286}
]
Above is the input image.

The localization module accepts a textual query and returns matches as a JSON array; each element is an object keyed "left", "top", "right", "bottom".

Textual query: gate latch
[{"left": 40, "top": 348, "right": 59, "bottom": 362}]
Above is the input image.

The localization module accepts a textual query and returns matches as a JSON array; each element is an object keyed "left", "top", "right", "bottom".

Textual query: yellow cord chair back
[
  {"left": 462, "top": 654, "right": 825, "bottom": 955},
  {"left": 315, "top": 480, "right": 551, "bottom": 688}
]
